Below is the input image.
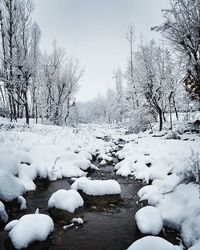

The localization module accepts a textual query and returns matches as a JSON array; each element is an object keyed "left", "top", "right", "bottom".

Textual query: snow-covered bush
[{"left": 180, "top": 151, "right": 200, "bottom": 186}]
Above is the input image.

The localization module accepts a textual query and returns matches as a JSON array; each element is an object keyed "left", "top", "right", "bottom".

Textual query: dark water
[{"left": 0, "top": 153, "right": 181, "bottom": 250}]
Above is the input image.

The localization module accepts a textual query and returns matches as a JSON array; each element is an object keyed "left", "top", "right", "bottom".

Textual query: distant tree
[
  {"left": 125, "top": 25, "right": 139, "bottom": 109},
  {"left": 134, "top": 41, "right": 174, "bottom": 131},
  {"left": 42, "top": 43, "right": 83, "bottom": 125}
]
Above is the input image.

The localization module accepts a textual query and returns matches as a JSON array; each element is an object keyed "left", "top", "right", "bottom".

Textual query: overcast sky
[{"left": 33, "top": 0, "right": 169, "bottom": 101}]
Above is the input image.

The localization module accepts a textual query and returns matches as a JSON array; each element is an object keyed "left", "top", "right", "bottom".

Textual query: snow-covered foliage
[
  {"left": 5, "top": 214, "right": 54, "bottom": 249},
  {"left": 48, "top": 189, "right": 84, "bottom": 213}
]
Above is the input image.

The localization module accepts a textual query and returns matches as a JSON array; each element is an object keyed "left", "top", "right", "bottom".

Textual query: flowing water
[{"left": 0, "top": 141, "right": 181, "bottom": 250}]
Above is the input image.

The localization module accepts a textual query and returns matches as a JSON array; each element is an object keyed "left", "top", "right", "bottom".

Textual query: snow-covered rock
[
  {"left": 71, "top": 217, "right": 84, "bottom": 225},
  {"left": 0, "top": 170, "right": 25, "bottom": 201},
  {"left": 71, "top": 176, "right": 121, "bottom": 196},
  {"left": 48, "top": 189, "right": 84, "bottom": 213},
  {"left": 135, "top": 206, "right": 163, "bottom": 235},
  {"left": 127, "top": 236, "right": 182, "bottom": 250},
  {"left": 5, "top": 214, "right": 54, "bottom": 249}
]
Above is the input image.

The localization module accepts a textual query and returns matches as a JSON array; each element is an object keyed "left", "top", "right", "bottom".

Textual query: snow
[
  {"left": 188, "top": 242, "right": 200, "bottom": 250},
  {"left": 1, "top": 119, "right": 200, "bottom": 249},
  {"left": 127, "top": 236, "right": 182, "bottom": 250},
  {"left": 5, "top": 214, "right": 54, "bottom": 249},
  {"left": 48, "top": 189, "right": 84, "bottom": 213},
  {"left": 17, "top": 196, "right": 27, "bottom": 210},
  {"left": 0, "top": 148, "right": 18, "bottom": 175},
  {"left": 97, "top": 153, "right": 113, "bottom": 162},
  {"left": 71, "top": 217, "right": 84, "bottom": 224},
  {"left": 71, "top": 176, "right": 121, "bottom": 195},
  {"left": 18, "top": 164, "right": 37, "bottom": 191},
  {"left": 181, "top": 213, "right": 200, "bottom": 247},
  {"left": 0, "top": 170, "right": 25, "bottom": 201},
  {"left": 135, "top": 206, "right": 163, "bottom": 235},
  {"left": 0, "top": 201, "right": 8, "bottom": 223}
]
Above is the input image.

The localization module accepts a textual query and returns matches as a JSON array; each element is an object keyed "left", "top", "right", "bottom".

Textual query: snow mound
[
  {"left": 0, "top": 170, "right": 25, "bottom": 201},
  {"left": 18, "top": 164, "right": 37, "bottom": 191},
  {"left": 127, "top": 236, "right": 182, "bottom": 250},
  {"left": 5, "top": 214, "right": 54, "bottom": 249},
  {"left": 0, "top": 201, "right": 8, "bottom": 222},
  {"left": 71, "top": 176, "right": 121, "bottom": 195},
  {"left": 48, "top": 189, "right": 84, "bottom": 213},
  {"left": 135, "top": 206, "right": 163, "bottom": 235},
  {"left": 181, "top": 214, "right": 200, "bottom": 247}
]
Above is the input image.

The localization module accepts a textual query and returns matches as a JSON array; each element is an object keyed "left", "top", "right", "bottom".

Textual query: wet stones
[
  {"left": 77, "top": 190, "right": 121, "bottom": 207},
  {"left": 48, "top": 206, "right": 83, "bottom": 224},
  {"left": 71, "top": 177, "right": 121, "bottom": 208},
  {"left": 48, "top": 189, "right": 84, "bottom": 223}
]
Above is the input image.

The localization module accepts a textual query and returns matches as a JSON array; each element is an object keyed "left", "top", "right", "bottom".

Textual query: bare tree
[
  {"left": 154, "top": 0, "right": 200, "bottom": 99},
  {"left": 42, "top": 43, "right": 83, "bottom": 125},
  {"left": 126, "top": 25, "right": 139, "bottom": 109}
]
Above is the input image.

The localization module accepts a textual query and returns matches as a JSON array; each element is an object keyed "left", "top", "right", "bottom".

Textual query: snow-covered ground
[{"left": 0, "top": 117, "right": 200, "bottom": 249}]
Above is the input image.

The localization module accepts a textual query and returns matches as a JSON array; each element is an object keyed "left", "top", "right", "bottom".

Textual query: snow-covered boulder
[
  {"left": 0, "top": 170, "right": 25, "bottom": 201},
  {"left": 127, "top": 236, "right": 182, "bottom": 250},
  {"left": 48, "top": 189, "right": 84, "bottom": 222},
  {"left": 5, "top": 214, "right": 54, "bottom": 249},
  {"left": 135, "top": 206, "right": 163, "bottom": 235},
  {"left": 71, "top": 177, "right": 121, "bottom": 196},
  {"left": 71, "top": 177, "right": 121, "bottom": 206},
  {"left": 0, "top": 201, "right": 8, "bottom": 223},
  {"left": 48, "top": 189, "right": 84, "bottom": 213}
]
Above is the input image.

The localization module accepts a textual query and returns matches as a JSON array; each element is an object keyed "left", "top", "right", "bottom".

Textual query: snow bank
[
  {"left": 135, "top": 206, "right": 163, "bottom": 235},
  {"left": 0, "top": 170, "right": 25, "bottom": 201},
  {"left": 18, "top": 164, "right": 37, "bottom": 191},
  {"left": 71, "top": 177, "right": 121, "bottom": 195},
  {"left": 5, "top": 214, "right": 54, "bottom": 249},
  {"left": 0, "top": 201, "right": 8, "bottom": 222},
  {"left": 127, "top": 236, "right": 182, "bottom": 250},
  {"left": 0, "top": 148, "right": 18, "bottom": 175},
  {"left": 188, "top": 242, "right": 200, "bottom": 250},
  {"left": 48, "top": 189, "right": 84, "bottom": 213}
]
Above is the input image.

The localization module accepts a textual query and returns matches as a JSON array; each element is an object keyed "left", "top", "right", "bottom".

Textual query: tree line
[
  {"left": 76, "top": 0, "right": 200, "bottom": 131},
  {"left": 0, "top": 0, "right": 83, "bottom": 125}
]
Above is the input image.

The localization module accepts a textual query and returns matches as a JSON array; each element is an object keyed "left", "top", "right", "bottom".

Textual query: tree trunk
[
  {"left": 158, "top": 108, "right": 163, "bottom": 131},
  {"left": 24, "top": 92, "right": 29, "bottom": 125}
]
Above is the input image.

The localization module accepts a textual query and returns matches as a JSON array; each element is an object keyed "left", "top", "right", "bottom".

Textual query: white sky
[{"left": 33, "top": 0, "right": 169, "bottom": 101}]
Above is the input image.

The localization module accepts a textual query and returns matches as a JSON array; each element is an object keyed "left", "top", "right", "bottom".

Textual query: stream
[{"left": 0, "top": 139, "right": 181, "bottom": 250}]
